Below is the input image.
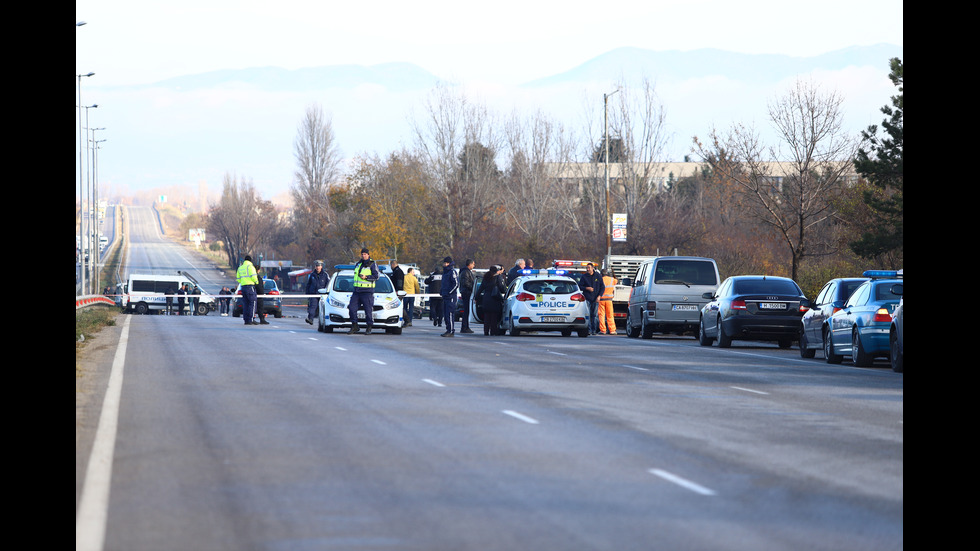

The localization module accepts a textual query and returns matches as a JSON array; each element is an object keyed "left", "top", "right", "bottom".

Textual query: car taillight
[
  {"left": 732, "top": 299, "right": 747, "bottom": 310},
  {"left": 799, "top": 303, "right": 809, "bottom": 312},
  {"left": 832, "top": 307, "right": 842, "bottom": 314},
  {"left": 570, "top": 292, "right": 585, "bottom": 302},
  {"left": 873, "top": 308, "right": 891, "bottom": 322},
  {"left": 516, "top": 292, "right": 536, "bottom": 302},
  {"left": 268, "top": 290, "right": 280, "bottom": 295}
]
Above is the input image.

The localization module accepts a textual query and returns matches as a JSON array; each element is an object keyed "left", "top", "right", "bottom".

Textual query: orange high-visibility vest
[{"left": 600, "top": 275, "right": 616, "bottom": 300}]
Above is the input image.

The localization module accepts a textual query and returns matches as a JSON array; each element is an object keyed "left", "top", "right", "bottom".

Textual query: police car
[
  {"left": 502, "top": 269, "right": 590, "bottom": 337},
  {"left": 317, "top": 264, "right": 404, "bottom": 334}
]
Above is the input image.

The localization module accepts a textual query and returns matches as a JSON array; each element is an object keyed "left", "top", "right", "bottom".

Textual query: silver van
[
  {"left": 122, "top": 272, "right": 216, "bottom": 315},
  {"left": 625, "top": 257, "right": 720, "bottom": 338}
]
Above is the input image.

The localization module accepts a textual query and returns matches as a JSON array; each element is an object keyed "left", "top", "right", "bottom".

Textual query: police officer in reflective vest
[
  {"left": 237, "top": 254, "right": 260, "bottom": 325},
  {"left": 348, "top": 247, "right": 380, "bottom": 334}
]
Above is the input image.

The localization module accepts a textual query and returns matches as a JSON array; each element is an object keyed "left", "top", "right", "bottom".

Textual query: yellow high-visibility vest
[
  {"left": 237, "top": 260, "right": 259, "bottom": 286},
  {"left": 353, "top": 261, "right": 376, "bottom": 289}
]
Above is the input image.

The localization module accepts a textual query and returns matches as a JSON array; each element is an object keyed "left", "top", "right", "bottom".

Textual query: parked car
[
  {"left": 889, "top": 274, "right": 903, "bottom": 373},
  {"left": 626, "top": 256, "right": 720, "bottom": 338},
  {"left": 501, "top": 270, "right": 590, "bottom": 337},
  {"left": 825, "top": 271, "right": 902, "bottom": 366},
  {"left": 698, "top": 275, "right": 807, "bottom": 348},
  {"left": 799, "top": 277, "right": 869, "bottom": 358},
  {"left": 233, "top": 278, "right": 283, "bottom": 318},
  {"left": 317, "top": 266, "right": 404, "bottom": 334}
]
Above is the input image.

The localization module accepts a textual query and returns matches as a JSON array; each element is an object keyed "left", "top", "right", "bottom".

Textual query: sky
[{"left": 75, "top": 0, "right": 904, "bottom": 202}]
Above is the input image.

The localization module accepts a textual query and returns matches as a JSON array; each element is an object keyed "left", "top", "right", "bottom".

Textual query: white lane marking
[
  {"left": 77, "top": 315, "right": 132, "bottom": 551},
  {"left": 502, "top": 410, "right": 539, "bottom": 424},
  {"left": 622, "top": 364, "right": 649, "bottom": 371},
  {"left": 422, "top": 379, "right": 445, "bottom": 387},
  {"left": 371, "top": 359, "right": 386, "bottom": 365},
  {"left": 334, "top": 347, "right": 347, "bottom": 351},
  {"left": 731, "top": 386, "right": 769, "bottom": 395},
  {"left": 308, "top": 338, "right": 317, "bottom": 341},
  {"left": 548, "top": 351, "right": 567, "bottom": 356},
  {"left": 649, "top": 469, "right": 717, "bottom": 496}
]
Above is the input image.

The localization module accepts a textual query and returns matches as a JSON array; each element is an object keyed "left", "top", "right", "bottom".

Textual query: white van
[
  {"left": 122, "top": 272, "right": 216, "bottom": 315},
  {"left": 625, "top": 257, "right": 720, "bottom": 338}
]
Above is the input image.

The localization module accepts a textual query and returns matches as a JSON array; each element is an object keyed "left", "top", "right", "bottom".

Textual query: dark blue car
[
  {"left": 825, "top": 271, "right": 902, "bottom": 366},
  {"left": 698, "top": 275, "right": 807, "bottom": 348},
  {"left": 799, "top": 277, "right": 869, "bottom": 359}
]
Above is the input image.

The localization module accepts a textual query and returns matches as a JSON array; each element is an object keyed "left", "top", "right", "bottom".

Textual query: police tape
[{"left": 104, "top": 293, "right": 447, "bottom": 299}]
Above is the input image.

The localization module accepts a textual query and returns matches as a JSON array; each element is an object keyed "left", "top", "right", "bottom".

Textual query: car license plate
[
  {"left": 672, "top": 304, "right": 697, "bottom": 311},
  {"left": 356, "top": 311, "right": 366, "bottom": 319},
  {"left": 759, "top": 302, "right": 787, "bottom": 310},
  {"left": 541, "top": 316, "right": 565, "bottom": 322}
]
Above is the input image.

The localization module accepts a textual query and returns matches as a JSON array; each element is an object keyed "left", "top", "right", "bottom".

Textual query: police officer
[
  {"left": 237, "top": 254, "right": 260, "bottom": 325},
  {"left": 459, "top": 259, "right": 475, "bottom": 334},
  {"left": 440, "top": 256, "right": 459, "bottom": 337},
  {"left": 305, "top": 260, "right": 330, "bottom": 325},
  {"left": 348, "top": 248, "right": 380, "bottom": 334}
]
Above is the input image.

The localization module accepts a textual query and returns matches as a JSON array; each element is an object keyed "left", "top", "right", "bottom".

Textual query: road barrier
[{"left": 75, "top": 295, "right": 118, "bottom": 310}]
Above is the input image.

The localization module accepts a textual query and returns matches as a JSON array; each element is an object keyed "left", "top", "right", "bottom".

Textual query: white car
[
  {"left": 317, "top": 266, "right": 404, "bottom": 334},
  {"left": 502, "top": 270, "right": 590, "bottom": 337}
]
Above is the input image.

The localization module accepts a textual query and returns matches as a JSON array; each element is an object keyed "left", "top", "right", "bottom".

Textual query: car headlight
[
  {"left": 328, "top": 296, "right": 346, "bottom": 308},
  {"left": 385, "top": 298, "right": 401, "bottom": 310}
]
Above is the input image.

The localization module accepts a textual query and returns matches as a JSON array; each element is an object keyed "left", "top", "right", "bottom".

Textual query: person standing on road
[
  {"left": 424, "top": 268, "right": 443, "bottom": 327},
  {"left": 578, "top": 263, "right": 605, "bottom": 335},
  {"left": 440, "top": 256, "right": 459, "bottom": 337},
  {"left": 236, "top": 254, "right": 260, "bottom": 325},
  {"left": 176, "top": 284, "right": 187, "bottom": 316},
  {"left": 305, "top": 260, "right": 330, "bottom": 325},
  {"left": 598, "top": 269, "right": 618, "bottom": 335},
  {"left": 218, "top": 286, "right": 232, "bottom": 316},
  {"left": 506, "top": 258, "right": 525, "bottom": 286},
  {"left": 402, "top": 267, "right": 421, "bottom": 327},
  {"left": 459, "top": 259, "right": 475, "bottom": 334},
  {"left": 254, "top": 261, "right": 270, "bottom": 325},
  {"left": 348, "top": 248, "right": 380, "bottom": 334},
  {"left": 390, "top": 261, "right": 405, "bottom": 294},
  {"left": 165, "top": 285, "right": 175, "bottom": 316},
  {"left": 479, "top": 265, "right": 506, "bottom": 336}
]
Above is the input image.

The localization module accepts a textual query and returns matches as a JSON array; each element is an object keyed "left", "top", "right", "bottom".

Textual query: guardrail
[{"left": 76, "top": 295, "right": 119, "bottom": 310}]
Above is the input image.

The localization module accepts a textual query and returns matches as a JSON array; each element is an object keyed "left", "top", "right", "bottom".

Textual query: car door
[
  {"left": 833, "top": 283, "right": 870, "bottom": 354},
  {"left": 702, "top": 278, "right": 728, "bottom": 337},
  {"left": 806, "top": 281, "right": 834, "bottom": 344}
]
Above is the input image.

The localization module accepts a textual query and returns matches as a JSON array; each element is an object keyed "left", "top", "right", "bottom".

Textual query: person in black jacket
[
  {"left": 439, "top": 256, "right": 459, "bottom": 337},
  {"left": 424, "top": 268, "right": 443, "bottom": 327},
  {"left": 578, "top": 263, "right": 605, "bottom": 335},
  {"left": 459, "top": 259, "right": 475, "bottom": 334},
  {"left": 479, "top": 265, "right": 506, "bottom": 336},
  {"left": 305, "top": 260, "right": 330, "bottom": 325}
]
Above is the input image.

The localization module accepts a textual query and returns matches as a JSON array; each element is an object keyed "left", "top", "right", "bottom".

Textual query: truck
[{"left": 601, "top": 255, "right": 656, "bottom": 328}]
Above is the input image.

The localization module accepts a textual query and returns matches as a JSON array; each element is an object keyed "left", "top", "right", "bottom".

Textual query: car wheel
[
  {"left": 509, "top": 317, "right": 521, "bottom": 336},
  {"left": 890, "top": 330, "right": 903, "bottom": 373},
  {"left": 388, "top": 326, "right": 403, "bottom": 335},
  {"left": 852, "top": 328, "right": 873, "bottom": 367},
  {"left": 274, "top": 310, "right": 282, "bottom": 318},
  {"left": 577, "top": 328, "right": 590, "bottom": 337},
  {"left": 641, "top": 314, "right": 654, "bottom": 339},
  {"left": 135, "top": 302, "right": 149, "bottom": 315},
  {"left": 799, "top": 327, "right": 816, "bottom": 358},
  {"left": 717, "top": 316, "right": 732, "bottom": 348},
  {"left": 625, "top": 311, "right": 640, "bottom": 338},
  {"left": 561, "top": 329, "right": 572, "bottom": 337},
  {"left": 697, "top": 317, "right": 714, "bottom": 346},
  {"left": 824, "top": 328, "right": 843, "bottom": 364},
  {"left": 195, "top": 303, "right": 209, "bottom": 316}
]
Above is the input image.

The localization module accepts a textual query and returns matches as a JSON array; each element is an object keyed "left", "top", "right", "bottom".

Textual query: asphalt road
[{"left": 75, "top": 206, "right": 902, "bottom": 551}]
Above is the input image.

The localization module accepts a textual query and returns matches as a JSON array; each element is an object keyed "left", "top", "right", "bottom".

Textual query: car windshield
[
  {"left": 522, "top": 279, "right": 579, "bottom": 294},
  {"left": 873, "top": 282, "right": 901, "bottom": 301},
  {"left": 333, "top": 274, "right": 394, "bottom": 293},
  {"left": 263, "top": 280, "right": 277, "bottom": 291},
  {"left": 840, "top": 280, "right": 865, "bottom": 299},
  {"left": 654, "top": 260, "right": 718, "bottom": 285},
  {"left": 733, "top": 279, "right": 801, "bottom": 295}
]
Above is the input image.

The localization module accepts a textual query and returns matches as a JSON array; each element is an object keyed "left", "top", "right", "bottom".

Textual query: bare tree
[
  {"left": 207, "top": 173, "right": 280, "bottom": 268},
  {"left": 291, "top": 103, "right": 343, "bottom": 264},
  {"left": 695, "top": 79, "right": 857, "bottom": 280}
]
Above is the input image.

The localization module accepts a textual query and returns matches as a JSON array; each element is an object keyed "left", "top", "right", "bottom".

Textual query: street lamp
[
  {"left": 77, "top": 72, "right": 94, "bottom": 295},
  {"left": 603, "top": 89, "right": 620, "bottom": 261}
]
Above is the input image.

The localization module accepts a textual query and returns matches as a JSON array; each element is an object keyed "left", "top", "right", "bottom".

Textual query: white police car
[
  {"left": 317, "top": 265, "right": 404, "bottom": 334},
  {"left": 502, "top": 270, "right": 590, "bottom": 337}
]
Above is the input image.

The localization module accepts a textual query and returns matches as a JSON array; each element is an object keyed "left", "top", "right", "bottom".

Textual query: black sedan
[
  {"left": 233, "top": 278, "right": 283, "bottom": 318},
  {"left": 799, "top": 277, "right": 868, "bottom": 358},
  {"left": 698, "top": 275, "right": 807, "bottom": 348}
]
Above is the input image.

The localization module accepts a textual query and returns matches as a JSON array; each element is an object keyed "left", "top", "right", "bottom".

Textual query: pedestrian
[
  {"left": 176, "top": 284, "right": 187, "bottom": 316},
  {"left": 578, "top": 262, "right": 605, "bottom": 335},
  {"left": 218, "top": 286, "right": 232, "bottom": 316},
  {"left": 506, "top": 258, "right": 526, "bottom": 285},
  {"left": 305, "top": 260, "right": 330, "bottom": 325},
  {"left": 598, "top": 269, "right": 618, "bottom": 335},
  {"left": 424, "top": 267, "right": 443, "bottom": 327},
  {"left": 390, "top": 261, "right": 405, "bottom": 293},
  {"left": 165, "top": 285, "right": 175, "bottom": 315},
  {"left": 402, "top": 267, "right": 421, "bottom": 326},
  {"left": 237, "top": 254, "right": 260, "bottom": 325},
  {"left": 526, "top": 258, "right": 534, "bottom": 270},
  {"left": 255, "top": 261, "right": 270, "bottom": 325},
  {"left": 479, "top": 265, "right": 507, "bottom": 336},
  {"left": 348, "top": 247, "right": 380, "bottom": 334},
  {"left": 191, "top": 284, "right": 201, "bottom": 315},
  {"left": 459, "top": 259, "right": 475, "bottom": 334},
  {"left": 439, "top": 256, "right": 459, "bottom": 337}
]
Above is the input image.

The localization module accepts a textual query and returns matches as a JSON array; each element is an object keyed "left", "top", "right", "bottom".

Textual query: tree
[
  {"left": 291, "top": 103, "right": 343, "bottom": 264},
  {"left": 850, "top": 58, "right": 903, "bottom": 261},
  {"left": 695, "top": 79, "right": 857, "bottom": 281},
  {"left": 207, "top": 173, "right": 281, "bottom": 268}
]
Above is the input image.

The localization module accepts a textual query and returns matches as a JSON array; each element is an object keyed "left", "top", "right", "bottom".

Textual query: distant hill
[{"left": 523, "top": 44, "right": 904, "bottom": 86}]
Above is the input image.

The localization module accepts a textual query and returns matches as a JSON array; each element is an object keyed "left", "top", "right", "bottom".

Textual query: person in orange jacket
[{"left": 598, "top": 269, "right": 618, "bottom": 334}]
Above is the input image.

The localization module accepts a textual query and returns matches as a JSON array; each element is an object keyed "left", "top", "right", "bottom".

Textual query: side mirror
[
  {"left": 701, "top": 292, "right": 714, "bottom": 300},
  {"left": 317, "top": 288, "right": 329, "bottom": 294},
  {"left": 800, "top": 298, "right": 812, "bottom": 309},
  {"left": 890, "top": 283, "right": 903, "bottom": 296},
  {"left": 397, "top": 290, "right": 407, "bottom": 297}
]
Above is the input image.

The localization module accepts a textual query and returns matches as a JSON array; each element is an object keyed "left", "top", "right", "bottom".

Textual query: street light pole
[
  {"left": 603, "top": 89, "right": 619, "bottom": 262},
  {"left": 77, "top": 72, "right": 94, "bottom": 295}
]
